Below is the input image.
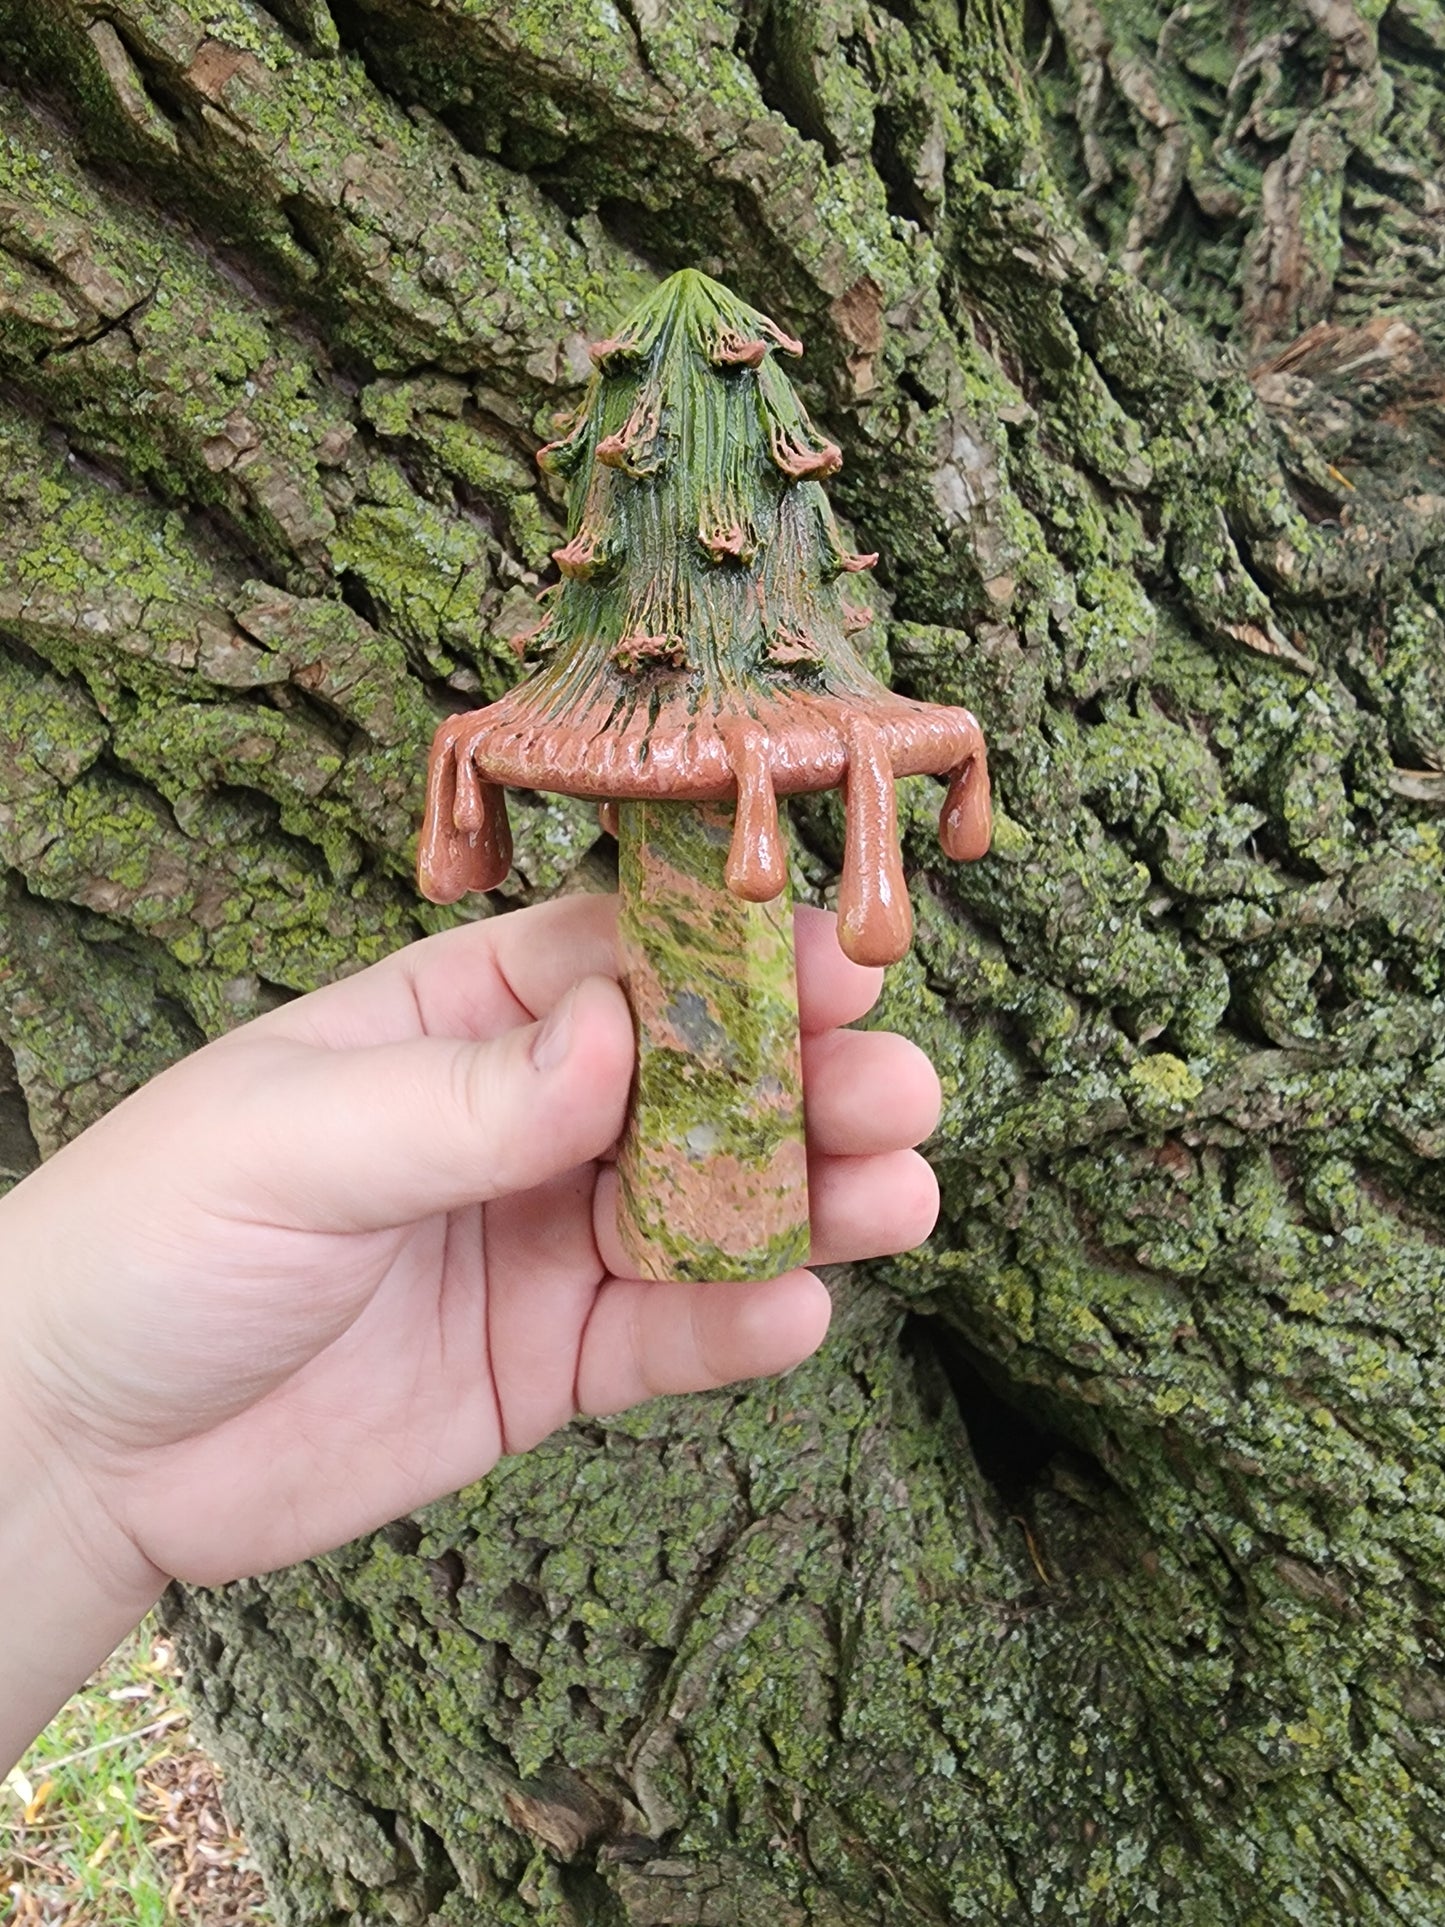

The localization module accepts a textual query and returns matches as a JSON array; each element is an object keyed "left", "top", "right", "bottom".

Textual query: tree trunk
[{"left": 4, "top": 0, "right": 1445, "bottom": 1918}]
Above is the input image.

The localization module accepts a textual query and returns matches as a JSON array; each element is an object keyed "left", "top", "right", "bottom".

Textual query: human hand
[{"left": 0, "top": 895, "right": 941, "bottom": 1596}]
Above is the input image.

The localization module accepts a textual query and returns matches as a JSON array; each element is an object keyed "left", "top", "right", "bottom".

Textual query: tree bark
[{"left": 4, "top": 0, "right": 1445, "bottom": 1919}]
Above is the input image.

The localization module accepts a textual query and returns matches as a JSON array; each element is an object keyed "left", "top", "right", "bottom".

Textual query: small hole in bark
[
  {"left": 426, "top": 1548, "right": 466, "bottom": 1600},
  {"left": 379, "top": 1518, "right": 422, "bottom": 1554},
  {"left": 277, "top": 195, "right": 327, "bottom": 275},
  {"left": 320, "top": 0, "right": 396, "bottom": 76},
  {"left": 870, "top": 113, "right": 935, "bottom": 231},
  {"left": 897, "top": 367, "right": 941, "bottom": 413},
  {"left": 118, "top": 51, "right": 194, "bottom": 134},
  {"left": 904, "top": 1314, "right": 1069, "bottom": 1501},
  {"left": 337, "top": 569, "right": 383, "bottom": 631},
  {"left": 495, "top": 1578, "right": 550, "bottom": 1623},
  {"left": 592, "top": 199, "right": 694, "bottom": 282},
  {"left": 0, "top": 1052, "right": 39, "bottom": 1188}
]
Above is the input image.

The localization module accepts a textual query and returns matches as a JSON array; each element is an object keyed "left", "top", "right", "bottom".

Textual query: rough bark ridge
[{"left": 3, "top": 0, "right": 1445, "bottom": 1920}]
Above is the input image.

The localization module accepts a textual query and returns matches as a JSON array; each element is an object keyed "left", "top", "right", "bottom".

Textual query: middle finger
[{"left": 592, "top": 1146, "right": 940, "bottom": 1279}]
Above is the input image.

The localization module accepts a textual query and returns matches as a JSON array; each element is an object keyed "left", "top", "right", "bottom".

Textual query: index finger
[
  {"left": 252, "top": 895, "right": 883, "bottom": 1050},
  {"left": 251, "top": 894, "right": 619, "bottom": 1050}
]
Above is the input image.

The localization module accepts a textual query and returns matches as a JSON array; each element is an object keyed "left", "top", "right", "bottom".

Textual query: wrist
[{"left": 0, "top": 1397, "right": 166, "bottom": 1774}]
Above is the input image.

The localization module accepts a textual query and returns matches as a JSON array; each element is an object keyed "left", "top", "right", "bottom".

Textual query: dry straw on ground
[{"left": 2, "top": 1626, "right": 268, "bottom": 1925}]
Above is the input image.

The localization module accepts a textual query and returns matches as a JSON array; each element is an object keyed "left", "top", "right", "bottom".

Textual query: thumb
[{"left": 216, "top": 975, "right": 635, "bottom": 1233}]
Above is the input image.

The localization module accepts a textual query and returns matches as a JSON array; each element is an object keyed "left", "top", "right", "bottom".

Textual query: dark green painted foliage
[
  {"left": 2, "top": 0, "right": 1445, "bottom": 1922},
  {"left": 527, "top": 265, "right": 880, "bottom": 696}
]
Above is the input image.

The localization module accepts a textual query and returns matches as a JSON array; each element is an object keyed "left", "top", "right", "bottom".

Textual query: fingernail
[{"left": 531, "top": 988, "right": 576, "bottom": 1072}]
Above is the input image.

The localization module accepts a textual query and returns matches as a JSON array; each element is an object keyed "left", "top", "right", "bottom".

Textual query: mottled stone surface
[{"left": 616, "top": 799, "right": 808, "bottom": 1282}]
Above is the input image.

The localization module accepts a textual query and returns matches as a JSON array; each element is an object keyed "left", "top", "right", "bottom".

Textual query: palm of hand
[{"left": 4, "top": 897, "right": 942, "bottom": 1587}]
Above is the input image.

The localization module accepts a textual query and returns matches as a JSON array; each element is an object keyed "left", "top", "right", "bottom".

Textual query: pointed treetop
[{"left": 581, "top": 267, "right": 806, "bottom": 374}]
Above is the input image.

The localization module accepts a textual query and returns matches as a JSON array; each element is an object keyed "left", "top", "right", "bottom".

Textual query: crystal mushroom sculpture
[{"left": 418, "top": 269, "right": 990, "bottom": 1283}]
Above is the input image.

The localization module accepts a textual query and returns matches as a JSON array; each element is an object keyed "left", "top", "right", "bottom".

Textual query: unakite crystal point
[
  {"left": 417, "top": 267, "right": 992, "bottom": 1282},
  {"left": 617, "top": 800, "right": 809, "bottom": 1283}
]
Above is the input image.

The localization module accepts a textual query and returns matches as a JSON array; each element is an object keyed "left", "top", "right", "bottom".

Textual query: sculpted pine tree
[{"left": 2, "top": 1, "right": 1445, "bottom": 1921}]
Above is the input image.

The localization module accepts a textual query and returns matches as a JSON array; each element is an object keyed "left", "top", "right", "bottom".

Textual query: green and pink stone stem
[
  {"left": 616, "top": 799, "right": 809, "bottom": 1282},
  {"left": 417, "top": 269, "right": 991, "bottom": 1283}
]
